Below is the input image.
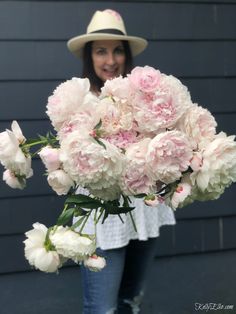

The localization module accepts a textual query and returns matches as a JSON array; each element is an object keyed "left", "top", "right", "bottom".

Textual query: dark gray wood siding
[{"left": 0, "top": 1, "right": 236, "bottom": 273}]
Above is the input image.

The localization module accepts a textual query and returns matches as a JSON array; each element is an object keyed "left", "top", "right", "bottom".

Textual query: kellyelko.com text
[{"left": 195, "top": 303, "right": 234, "bottom": 311}]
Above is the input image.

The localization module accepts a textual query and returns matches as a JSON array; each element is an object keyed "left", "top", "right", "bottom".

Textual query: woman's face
[{"left": 91, "top": 40, "right": 126, "bottom": 82}]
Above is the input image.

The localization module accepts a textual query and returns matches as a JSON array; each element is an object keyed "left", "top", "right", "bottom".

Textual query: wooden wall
[{"left": 0, "top": 0, "right": 236, "bottom": 273}]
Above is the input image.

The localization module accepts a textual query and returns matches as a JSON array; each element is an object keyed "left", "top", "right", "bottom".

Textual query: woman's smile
[{"left": 92, "top": 40, "right": 126, "bottom": 82}]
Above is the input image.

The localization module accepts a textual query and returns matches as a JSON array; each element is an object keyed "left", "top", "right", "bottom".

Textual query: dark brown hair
[{"left": 82, "top": 41, "right": 133, "bottom": 94}]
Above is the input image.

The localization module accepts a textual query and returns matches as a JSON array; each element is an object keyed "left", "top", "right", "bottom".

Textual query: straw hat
[{"left": 67, "top": 9, "right": 148, "bottom": 58}]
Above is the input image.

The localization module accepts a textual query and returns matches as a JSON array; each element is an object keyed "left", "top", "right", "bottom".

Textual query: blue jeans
[{"left": 81, "top": 238, "right": 157, "bottom": 314}]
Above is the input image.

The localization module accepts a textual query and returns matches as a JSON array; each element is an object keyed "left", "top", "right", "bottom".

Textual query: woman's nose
[{"left": 106, "top": 52, "right": 116, "bottom": 65}]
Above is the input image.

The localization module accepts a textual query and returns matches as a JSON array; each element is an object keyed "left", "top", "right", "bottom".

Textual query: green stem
[
  {"left": 95, "top": 208, "right": 104, "bottom": 225},
  {"left": 118, "top": 213, "right": 124, "bottom": 223},
  {"left": 129, "top": 211, "right": 137, "bottom": 232},
  {"left": 23, "top": 139, "right": 48, "bottom": 148},
  {"left": 79, "top": 210, "right": 92, "bottom": 234}
]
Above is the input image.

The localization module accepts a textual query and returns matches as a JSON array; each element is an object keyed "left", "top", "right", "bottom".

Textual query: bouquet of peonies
[{"left": 1, "top": 66, "right": 236, "bottom": 273}]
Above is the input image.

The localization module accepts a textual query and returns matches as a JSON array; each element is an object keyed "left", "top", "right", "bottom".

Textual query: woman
[{"left": 67, "top": 9, "right": 176, "bottom": 314}]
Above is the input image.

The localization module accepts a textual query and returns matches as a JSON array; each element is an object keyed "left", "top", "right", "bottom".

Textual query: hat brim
[{"left": 67, "top": 33, "right": 148, "bottom": 58}]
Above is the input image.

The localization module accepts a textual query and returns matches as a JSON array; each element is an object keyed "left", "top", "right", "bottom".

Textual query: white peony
[
  {"left": 0, "top": 121, "right": 33, "bottom": 178},
  {"left": 3, "top": 169, "right": 25, "bottom": 189},
  {"left": 50, "top": 226, "right": 96, "bottom": 262},
  {"left": 190, "top": 132, "right": 236, "bottom": 198},
  {"left": 176, "top": 103, "right": 217, "bottom": 149},
  {"left": 24, "top": 223, "right": 62, "bottom": 273},
  {"left": 47, "top": 169, "right": 74, "bottom": 195}
]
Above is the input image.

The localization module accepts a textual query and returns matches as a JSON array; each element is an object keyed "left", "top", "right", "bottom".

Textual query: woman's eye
[
  {"left": 115, "top": 48, "right": 125, "bottom": 55},
  {"left": 96, "top": 49, "right": 106, "bottom": 55}
]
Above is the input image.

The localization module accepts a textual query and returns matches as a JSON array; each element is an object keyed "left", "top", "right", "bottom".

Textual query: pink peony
[
  {"left": 57, "top": 108, "right": 100, "bottom": 141},
  {"left": 146, "top": 130, "right": 193, "bottom": 184},
  {"left": 101, "top": 76, "right": 130, "bottom": 100},
  {"left": 176, "top": 103, "right": 217, "bottom": 149},
  {"left": 104, "top": 130, "right": 138, "bottom": 149},
  {"left": 46, "top": 78, "right": 98, "bottom": 131},
  {"left": 38, "top": 146, "right": 61, "bottom": 172},
  {"left": 144, "top": 195, "right": 164, "bottom": 207},
  {"left": 97, "top": 97, "right": 134, "bottom": 136},
  {"left": 130, "top": 74, "right": 192, "bottom": 133},
  {"left": 190, "top": 152, "right": 203, "bottom": 172},
  {"left": 171, "top": 182, "right": 192, "bottom": 209},
  {"left": 120, "top": 139, "right": 156, "bottom": 195},
  {"left": 60, "top": 131, "right": 124, "bottom": 191},
  {"left": 128, "top": 66, "right": 161, "bottom": 93}
]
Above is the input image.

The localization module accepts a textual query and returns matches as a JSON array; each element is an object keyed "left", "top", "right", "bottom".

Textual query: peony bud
[{"left": 84, "top": 255, "right": 106, "bottom": 272}]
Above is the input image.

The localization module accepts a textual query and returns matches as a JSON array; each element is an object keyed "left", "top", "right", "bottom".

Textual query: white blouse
[{"left": 73, "top": 187, "right": 176, "bottom": 250}]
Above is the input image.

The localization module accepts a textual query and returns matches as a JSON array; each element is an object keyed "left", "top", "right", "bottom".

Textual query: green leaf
[
  {"left": 94, "top": 119, "right": 102, "bottom": 130},
  {"left": 71, "top": 216, "right": 86, "bottom": 230},
  {"left": 94, "top": 137, "right": 106, "bottom": 149},
  {"left": 56, "top": 207, "right": 75, "bottom": 226},
  {"left": 65, "top": 194, "right": 102, "bottom": 209},
  {"left": 74, "top": 207, "right": 87, "bottom": 216},
  {"left": 134, "top": 193, "right": 147, "bottom": 198}
]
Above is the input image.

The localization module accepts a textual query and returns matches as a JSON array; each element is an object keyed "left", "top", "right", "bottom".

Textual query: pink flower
[
  {"left": 104, "top": 130, "right": 138, "bottom": 149},
  {"left": 58, "top": 108, "right": 100, "bottom": 141},
  {"left": 46, "top": 78, "right": 98, "bottom": 131},
  {"left": 97, "top": 97, "right": 134, "bottom": 136},
  {"left": 38, "top": 146, "right": 61, "bottom": 172},
  {"left": 101, "top": 76, "right": 130, "bottom": 100},
  {"left": 128, "top": 66, "right": 161, "bottom": 93},
  {"left": 176, "top": 103, "right": 217, "bottom": 149},
  {"left": 190, "top": 152, "right": 203, "bottom": 172},
  {"left": 144, "top": 195, "right": 164, "bottom": 207},
  {"left": 120, "top": 139, "right": 156, "bottom": 195},
  {"left": 60, "top": 131, "right": 124, "bottom": 193},
  {"left": 171, "top": 182, "right": 192, "bottom": 209},
  {"left": 130, "top": 74, "right": 192, "bottom": 133},
  {"left": 146, "top": 130, "right": 193, "bottom": 184}
]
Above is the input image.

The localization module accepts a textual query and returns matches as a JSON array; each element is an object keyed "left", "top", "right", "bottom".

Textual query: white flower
[
  {"left": 3, "top": 169, "right": 25, "bottom": 189},
  {"left": 50, "top": 226, "right": 96, "bottom": 263},
  {"left": 176, "top": 103, "right": 217, "bottom": 149},
  {"left": 190, "top": 132, "right": 236, "bottom": 198},
  {"left": 84, "top": 255, "right": 106, "bottom": 272},
  {"left": 11, "top": 120, "right": 26, "bottom": 143},
  {"left": 47, "top": 169, "right": 74, "bottom": 195},
  {"left": 24, "top": 223, "right": 62, "bottom": 273},
  {"left": 0, "top": 121, "right": 33, "bottom": 178},
  {"left": 0, "top": 129, "right": 21, "bottom": 168}
]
